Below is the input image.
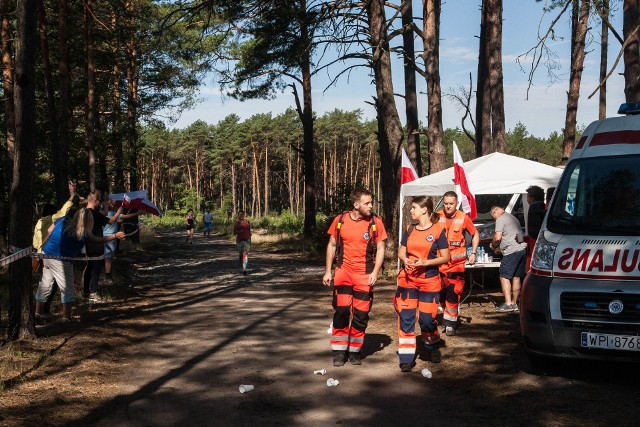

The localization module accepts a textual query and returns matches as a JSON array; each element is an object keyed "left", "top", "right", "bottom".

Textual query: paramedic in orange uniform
[
  {"left": 438, "top": 191, "right": 479, "bottom": 336},
  {"left": 323, "top": 187, "right": 388, "bottom": 367},
  {"left": 396, "top": 196, "right": 449, "bottom": 372}
]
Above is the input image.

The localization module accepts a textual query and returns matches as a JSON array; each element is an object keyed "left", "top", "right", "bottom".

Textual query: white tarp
[{"left": 401, "top": 152, "right": 563, "bottom": 197}]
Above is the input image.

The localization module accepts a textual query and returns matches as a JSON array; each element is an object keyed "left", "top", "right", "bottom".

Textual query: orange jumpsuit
[
  {"left": 395, "top": 222, "right": 448, "bottom": 364},
  {"left": 438, "top": 210, "right": 477, "bottom": 329},
  {"left": 327, "top": 214, "right": 388, "bottom": 354}
]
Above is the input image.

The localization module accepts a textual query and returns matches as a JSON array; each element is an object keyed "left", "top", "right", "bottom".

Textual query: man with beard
[{"left": 323, "top": 188, "right": 388, "bottom": 367}]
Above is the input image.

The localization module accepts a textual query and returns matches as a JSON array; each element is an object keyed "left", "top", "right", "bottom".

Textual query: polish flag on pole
[
  {"left": 110, "top": 190, "right": 163, "bottom": 216},
  {"left": 452, "top": 142, "right": 477, "bottom": 220},
  {"left": 401, "top": 148, "right": 418, "bottom": 184}
]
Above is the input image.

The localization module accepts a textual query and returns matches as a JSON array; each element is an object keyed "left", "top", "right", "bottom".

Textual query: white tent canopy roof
[{"left": 401, "top": 152, "right": 563, "bottom": 197}]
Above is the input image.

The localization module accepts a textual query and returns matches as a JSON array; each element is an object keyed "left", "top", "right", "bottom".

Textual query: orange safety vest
[
  {"left": 333, "top": 212, "right": 379, "bottom": 274},
  {"left": 438, "top": 210, "right": 468, "bottom": 268}
]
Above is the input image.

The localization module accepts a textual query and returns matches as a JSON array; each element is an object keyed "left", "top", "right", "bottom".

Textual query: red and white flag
[
  {"left": 453, "top": 142, "right": 477, "bottom": 220},
  {"left": 401, "top": 148, "right": 418, "bottom": 184},
  {"left": 110, "top": 190, "right": 162, "bottom": 216}
]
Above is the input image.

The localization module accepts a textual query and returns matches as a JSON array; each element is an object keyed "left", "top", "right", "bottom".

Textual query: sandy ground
[{"left": 1, "top": 228, "right": 639, "bottom": 426}]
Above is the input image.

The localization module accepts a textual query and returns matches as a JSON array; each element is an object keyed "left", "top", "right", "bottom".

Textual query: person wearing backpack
[{"left": 323, "top": 187, "right": 388, "bottom": 367}]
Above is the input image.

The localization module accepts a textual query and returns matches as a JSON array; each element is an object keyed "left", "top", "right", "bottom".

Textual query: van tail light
[{"left": 531, "top": 234, "right": 556, "bottom": 272}]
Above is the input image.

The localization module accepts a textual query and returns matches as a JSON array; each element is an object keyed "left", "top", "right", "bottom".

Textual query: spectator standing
[
  {"left": 203, "top": 210, "right": 214, "bottom": 237},
  {"left": 35, "top": 208, "right": 125, "bottom": 322},
  {"left": 437, "top": 191, "right": 479, "bottom": 336},
  {"left": 103, "top": 199, "right": 142, "bottom": 284},
  {"left": 490, "top": 206, "right": 527, "bottom": 312},
  {"left": 396, "top": 196, "right": 449, "bottom": 371},
  {"left": 83, "top": 190, "right": 123, "bottom": 301},
  {"left": 32, "top": 182, "right": 78, "bottom": 318},
  {"left": 525, "top": 185, "right": 546, "bottom": 272},
  {"left": 322, "top": 188, "right": 387, "bottom": 367}
]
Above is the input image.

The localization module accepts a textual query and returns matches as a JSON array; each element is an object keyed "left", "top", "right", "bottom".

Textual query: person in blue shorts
[
  {"left": 203, "top": 210, "right": 213, "bottom": 237},
  {"left": 490, "top": 206, "right": 527, "bottom": 313},
  {"left": 103, "top": 199, "right": 141, "bottom": 283}
]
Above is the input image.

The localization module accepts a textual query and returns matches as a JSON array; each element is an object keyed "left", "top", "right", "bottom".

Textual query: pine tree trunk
[
  {"left": 58, "top": 0, "right": 70, "bottom": 188},
  {"left": 0, "top": 0, "right": 15, "bottom": 255},
  {"left": 298, "top": 0, "right": 316, "bottom": 237},
  {"left": 125, "top": 0, "right": 138, "bottom": 190},
  {"left": 487, "top": 0, "right": 505, "bottom": 153},
  {"left": 264, "top": 145, "right": 268, "bottom": 216},
  {"left": 368, "top": 0, "right": 404, "bottom": 254},
  {"left": 111, "top": 6, "right": 124, "bottom": 191},
  {"left": 424, "top": 0, "right": 446, "bottom": 173},
  {"left": 84, "top": 0, "right": 97, "bottom": 191},
  {"left": 402, "top": 0, "right": 421, "bottom": 175},
  {"left": 623, "top": 0, "right": 640, "bottom": 102},
  {"left": 475, "top": 0, "right": 490, "bottom": 156},
  {"left": 599, "top": 0, "right": 609, "bottom": 120},
  {"left": 8, "top": 0, "right": 37, "bottom": 340},
  {"left": 562, "top": 0, "right": 590, "bottom": 164},
  {"left": 37, "top": 0, "right": 64, "bottom": 202},
  {"left": 1, "top": 0, "right": 15, "bottom": 164}
]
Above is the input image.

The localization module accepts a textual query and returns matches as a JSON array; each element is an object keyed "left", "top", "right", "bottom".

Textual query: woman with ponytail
[
  {"left": 395, "top": 196, "right": 450, "bottom": 372},
  {"left": 35, "top": 208, "right": 126, "bottom": 322}
]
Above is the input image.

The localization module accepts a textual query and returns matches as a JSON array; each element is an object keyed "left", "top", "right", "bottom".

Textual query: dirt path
[{"left": 1, "top": 229, "right": 639, "bottom": 426}]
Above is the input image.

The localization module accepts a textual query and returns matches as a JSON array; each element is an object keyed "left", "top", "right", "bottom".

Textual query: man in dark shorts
[{"left": 490, "top": 206, "right": 526, "bottom": 313}]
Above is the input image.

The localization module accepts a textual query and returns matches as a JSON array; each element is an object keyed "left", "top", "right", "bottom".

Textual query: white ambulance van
[{"left": 520, "top": 103, "right": 640, "bottom": 365}]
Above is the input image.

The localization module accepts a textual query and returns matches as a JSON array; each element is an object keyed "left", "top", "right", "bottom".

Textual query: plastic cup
[
  {"left": 239, "top": 384, "right": 254, "bottom": 393},
  {"left": 314, "top": 369, "right": 327, "bottom": 375},
  {"left": 421, "top": 368, "right": 433, "bottom": 378},
  {"left": 326, "top": 378, "right": 339, "bottom": 387}
]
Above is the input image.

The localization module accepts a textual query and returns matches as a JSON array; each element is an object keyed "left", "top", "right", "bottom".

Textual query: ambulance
[{"left": 520, "top": 103, "right": 640, "bottom": 365}]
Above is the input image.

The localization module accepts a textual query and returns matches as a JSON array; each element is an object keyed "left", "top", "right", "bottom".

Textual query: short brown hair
[
  {"left": 350, "top": 187, "right": 372, "bottom": 204},
  {"left": 443, "top": 191, "right": 458, "bottom": 199}
]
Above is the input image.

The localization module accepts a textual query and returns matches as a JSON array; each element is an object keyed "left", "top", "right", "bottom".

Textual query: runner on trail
[
  {"left": 233, "top": 211, "right": 251, "bottom": 274},
  {"left": 185, "top": 209, "right": 195, "bottom": 244},
  {"left": 322, "top": 187, "right": 387, "bottom": 367},
  {"left": 203, "top": 210, "right": 214, "bottom": 237}
]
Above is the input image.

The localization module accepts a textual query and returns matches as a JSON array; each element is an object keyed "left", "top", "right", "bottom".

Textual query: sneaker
[
  {"left": 333, "top": 351, "right": 346, "bottom": 367},
  {"left": 399, "top": 363, "right": 413, "bottom": 372},
  {"left": 348, "top": 352, "right": 362, "bottom": 365},
  {"left": 445, "top": 326, "right": 457, "bottom": 336},
  {"left": 496, "top": 303, "right": 515, "bottom": 313},
  {"left": 35, "top": 313, "right": 49, "bottom": 325},
  {"left": 511, "top": 304, "right": 519, "bottom": 312},
  {"left": 87, "top": 293, "right": 103, "bottom": 302}
]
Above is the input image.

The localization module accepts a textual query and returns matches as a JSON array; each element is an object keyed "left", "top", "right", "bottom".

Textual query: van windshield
[{"left": 547, "top": 155, "right": 640, "bottom": 235}]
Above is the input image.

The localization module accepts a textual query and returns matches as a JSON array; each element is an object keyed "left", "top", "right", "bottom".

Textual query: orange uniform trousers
[
  {"left": 394, "top": 271, "right": 441, "bottom": 364},
  {"left": 441, "top": 269, "right": 465, "bottom": 328},
  {"left": 330, "top": 267, "right": 373, "bottom": 353}
]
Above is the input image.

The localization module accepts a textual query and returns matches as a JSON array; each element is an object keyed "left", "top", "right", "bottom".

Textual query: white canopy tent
[
  {"left": 397, "top": 153, "right": 564, "bottom": 258},
  {"left": 401, "top": 152, "right": 564, "bottom": 197}
]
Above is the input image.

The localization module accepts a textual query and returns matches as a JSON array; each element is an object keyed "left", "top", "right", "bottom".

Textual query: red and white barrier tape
[{"left": 1, "top": 227, "right": 139, "bottom": 267}]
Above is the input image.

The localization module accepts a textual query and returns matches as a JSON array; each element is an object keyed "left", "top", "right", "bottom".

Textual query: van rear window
[{"left": 547, "top": 155, "right": 640, "bottom": 235}]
